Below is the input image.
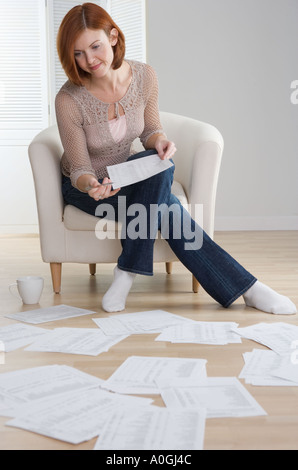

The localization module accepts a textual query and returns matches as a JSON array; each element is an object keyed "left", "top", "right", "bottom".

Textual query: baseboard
[
  {"left": 0, "top": 225, "right": 39, "bottom": 234},
  {"left": 215, "top": 216, "right": 298, "bottom": 231}
]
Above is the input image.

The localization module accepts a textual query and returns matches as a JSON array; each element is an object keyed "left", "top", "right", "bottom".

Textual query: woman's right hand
[{"left": 85, "top": 176, "right": 120, "bottom": 201}]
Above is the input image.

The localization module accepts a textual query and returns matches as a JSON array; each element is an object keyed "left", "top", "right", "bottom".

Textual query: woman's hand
[
  {"left": 154, "top": 135, "right": 177, "bottom": 160},
  {"left": 88, "top": 177, "right": 121, "bottom": 201},
  {"left": 78, "top": 175, "right": 120, "bottom": 201}
]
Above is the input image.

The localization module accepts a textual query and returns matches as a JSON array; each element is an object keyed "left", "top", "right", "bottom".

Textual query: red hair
[{"left": 57, "top": 2, "right": 125, "bottom": 86}]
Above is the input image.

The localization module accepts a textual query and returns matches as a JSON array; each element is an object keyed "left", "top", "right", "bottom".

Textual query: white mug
[{"left": 9, "top": 276, "right": 44, "bottom": 305}]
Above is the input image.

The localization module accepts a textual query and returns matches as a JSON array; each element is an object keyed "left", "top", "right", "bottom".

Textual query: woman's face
[{"left": 74, "top": 28, "right": 118, "bottom": 78}]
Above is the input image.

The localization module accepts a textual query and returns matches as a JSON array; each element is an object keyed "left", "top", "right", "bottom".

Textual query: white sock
[
  {"left": 102, "top": 266, "right": 136, "bottom": 313},
  {"left": 243, "top": 281, "right": 297, "bottom": 315}
]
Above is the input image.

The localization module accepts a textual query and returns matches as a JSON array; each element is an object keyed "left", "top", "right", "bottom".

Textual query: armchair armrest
[
  {"left": 190, "top": 141, "right": 222, "bottom": 237},
  {"left": 28, "top": 125, "right": 66, "bottom": 261},
  {"left": 160, "top": 112, "right": 224, "bottom": 238}
]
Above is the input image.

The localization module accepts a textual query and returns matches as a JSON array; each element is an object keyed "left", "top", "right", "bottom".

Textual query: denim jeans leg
[
  {"left": 160, "top": 194, "right": 257, "bottom": 307},
  {"left": 117, "top": 154, "right": 175, "bottom": 275}
]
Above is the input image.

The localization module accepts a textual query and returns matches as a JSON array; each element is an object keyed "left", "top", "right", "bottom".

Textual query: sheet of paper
[
  {"left": 107, "top": 153, "right": 174, "bottom": 189},
  {"left": 0, "top": 364, "right": 104, "bottom": 417},
  {"left": 273, "top": 362, "right": 298, "bottom": 384},
  {"left": 233, "top": 322, "right": 298, "bottom": 355},
  {"left": 239, "top": 349, "right": 298, "bottom": 386},
  {"left": 0, "top": 323, "right": 48, "bottom": 352},
  {"left": 102, "top": 356, "right": 207, "bottom": 394},
  {"left": 7, "top": 387, "right": 153, "bottom": 445},
  {"left": 155, "top": 321, "right": 241, "bottom": 345},
  {"left": 25, "top": 327, "right": 128, "bottom": 356},
  {"left": 161, "top": 377, "right": 267, "bottom": 418},
  {"left": 94, "top": 406, "right": 206, "bottom": 450},
  {"left": 5, "top": 304, "right": 96, "bottom": 324},
  {"left": 93, "top": 310, "right": 195, "bottom": 336}
]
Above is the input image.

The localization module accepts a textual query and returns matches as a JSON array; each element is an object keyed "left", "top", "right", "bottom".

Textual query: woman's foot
[
  {"left": 243, "top": 281, "right": 297, "bottom": 314},
  {"left": 102, "top": 266, "right": 136, "bottom": 312}
]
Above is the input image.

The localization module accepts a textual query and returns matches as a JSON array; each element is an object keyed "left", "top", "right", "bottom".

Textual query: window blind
[
  {"left": 0, "top": 0, "right": 48, "bottom": 143},
  {"left": 109, "top": 0, "right": 146, "bottom": 63},
  {"left": 0, "top": 0, "right": 146, "bottom": 136}
]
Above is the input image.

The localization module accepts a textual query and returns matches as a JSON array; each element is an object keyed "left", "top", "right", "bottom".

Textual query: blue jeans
[{"left": 62, "top": 150, "right": 257, "bottom": 307}]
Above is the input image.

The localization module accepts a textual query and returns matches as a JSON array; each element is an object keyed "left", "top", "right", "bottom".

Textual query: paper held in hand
[{"left": 107, "top": 153, "right": 174, "bottom": 189}]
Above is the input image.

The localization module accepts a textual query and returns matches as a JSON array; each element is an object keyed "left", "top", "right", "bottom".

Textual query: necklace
[{"left": 114, "top": 101, "right": 120, "bottom": 120}]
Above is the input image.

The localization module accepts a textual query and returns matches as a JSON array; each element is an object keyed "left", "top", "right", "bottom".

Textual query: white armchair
[{"left": 28, "top": 111, "right": 223, "bottom": 294}]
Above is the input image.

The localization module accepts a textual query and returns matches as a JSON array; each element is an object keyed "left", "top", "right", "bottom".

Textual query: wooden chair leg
[
  {"left": 50, "top": 263, "right": 62, "bottom": 294},
  {"left": 89, "top": 264, "right": 96, "bottom": 275},
  {"left": 192, "top": 275, "right": 200, "bottom": 293},
  {"left": 165, "top": 262, "right": 172, "bottom": 274}
]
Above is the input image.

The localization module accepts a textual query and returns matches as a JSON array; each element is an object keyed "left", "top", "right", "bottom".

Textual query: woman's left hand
[{"left": 155, "top": 136, "right": 177, "bottom": 160}]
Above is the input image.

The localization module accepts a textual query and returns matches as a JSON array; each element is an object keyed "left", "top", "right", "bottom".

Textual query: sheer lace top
[{"left": 55, "top": 60, "right": 164, "bottom": 188}]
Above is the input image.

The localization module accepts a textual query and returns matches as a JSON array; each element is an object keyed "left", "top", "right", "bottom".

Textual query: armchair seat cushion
[{"left": 63, "top": 180, "right": 188, "bottom": 231}]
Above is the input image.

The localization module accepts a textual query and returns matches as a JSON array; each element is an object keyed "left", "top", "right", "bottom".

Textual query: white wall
[
  {"left": 146, "top": 0, "right": 298, "bottom": 230},
  {"left": 0, "top": 146, "right": 39, "bottom": 233}
]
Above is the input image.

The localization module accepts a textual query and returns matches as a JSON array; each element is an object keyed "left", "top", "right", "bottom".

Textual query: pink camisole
[{"left": 108, "top": 114, "right": 127, "bottom": 143}]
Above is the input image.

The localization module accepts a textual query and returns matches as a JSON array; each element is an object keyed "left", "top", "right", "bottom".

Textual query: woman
[{"left": 55, "top": 3, "right": 296, "bottom": 315}]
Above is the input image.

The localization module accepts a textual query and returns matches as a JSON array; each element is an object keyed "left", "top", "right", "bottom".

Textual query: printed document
[
  {"left": 155, "top": 321, "right": 241, "bottom": 345},
  {"left": 239, "top": 349, "right": 298, "bottom": 386},
  {"left": 233, "top": 322, "right": 298, "bottom": 355},
  {"left": 94, "top": 406, "right": 206, "bottom": 450},
  {"left": 7, "top": 387, "right": 153, "bottom": 445},
  {"left": 25, "top": 327, "right": 128, "bottom": 356},
  {"left": 0, "top": 323, "right": 48, "bottom": 352},
  {"left": 274, "top": 361, "right": 298, "bottom": 384},
  {"left": 6, "top": 304, "right": 96, "bottom": 324},
  {"left": 107, "top": 153, "right": 174, "bottom": 189},
  {"left": 93, "top": 310, "right": 195, "bottom": 336},
  {"left": 161, "top": 377, "right": 267, "bottom": 418},
  {"left": 102, "top": 356, "right": 207, "bottom": 394},
  {"left": 0, "top": 364, "right": 103, "bottom": 417}
]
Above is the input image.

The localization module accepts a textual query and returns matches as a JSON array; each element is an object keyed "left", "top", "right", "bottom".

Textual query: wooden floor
[{"left": 0, "top": 231, "right": 297, "bottom": 450}]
